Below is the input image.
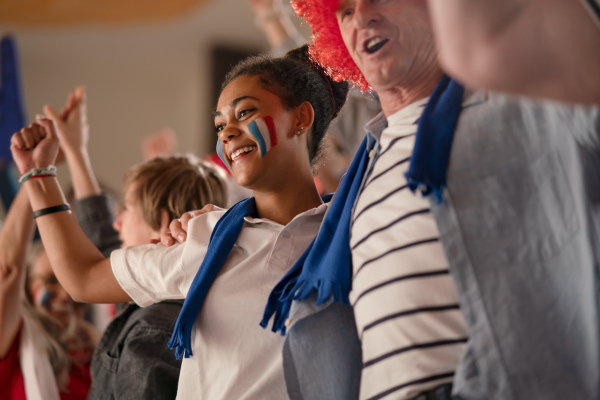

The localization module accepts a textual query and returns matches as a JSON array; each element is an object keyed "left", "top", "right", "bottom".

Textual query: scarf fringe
[
  {"left": 260, "top": 140, "right": 368, "bottom": 335},
  {"left": 167, "top": 321, "right": 194, "bottom": 359},
  {"left": 260, "top": 77, "right": 463, "bottom": 338},
  {"left": 406, "top": 177, "right": 445, "bottom": 204},
  {"left": 260, "top": 273, "right": 351, "bottom": 335}
]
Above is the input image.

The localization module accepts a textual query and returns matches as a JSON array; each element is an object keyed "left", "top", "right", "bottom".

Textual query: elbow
[
  {"left": 57, "top": 280, "right": 91, "bottom": 303},
  {"left": 0, "top": 262, "right": 22, "bottom": 289},
  {"left": 69, "top": 292, "right": 87, "bottom": 304},
  {"left": 66, "top": 284, "right": 94, "bottom": 303}
]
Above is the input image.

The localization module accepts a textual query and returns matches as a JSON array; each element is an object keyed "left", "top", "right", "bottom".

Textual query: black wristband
[{"left": 33, "top": 204, "right": 71, "bottom": 219}]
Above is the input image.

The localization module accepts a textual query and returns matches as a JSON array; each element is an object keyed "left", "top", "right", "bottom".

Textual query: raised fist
[{"left": 10, "top": 118, "right": 59, "bottom": 175}]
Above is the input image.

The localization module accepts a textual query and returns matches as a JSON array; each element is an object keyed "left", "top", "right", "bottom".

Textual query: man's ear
[{"left": 295, "top": 101, "right": 315, "bottom": 133}]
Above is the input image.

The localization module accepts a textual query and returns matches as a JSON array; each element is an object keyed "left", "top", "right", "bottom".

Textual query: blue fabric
[
  {"left": 167, "top": 193, "right": 333, "bottom": 358},
  {"left": 215, "top": 140, "right": 232, "bottom": 174},
  {"left": 260, "top": 138, "right": 369, "bottom": 334},
  {"left": 405, "top": 75, "right": 464, "bottom": 203},
  {"left": 0, "top": 36, "right": 27, "bottom": 212},
  {"left": 168, "top": 197, "right": 257, "bottom": 359},
  {"left": 261, "top": 76, "right": 464, "bottom": 334},
  {"left": 0, "top": 35, "right": 26, "bottom": 161},
  {"left": 0, "top": 162, "right": 19, "bottom": 214}
]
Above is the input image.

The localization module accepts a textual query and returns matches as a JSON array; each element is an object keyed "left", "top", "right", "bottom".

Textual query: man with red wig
[{"left": 274, "top": 0, "right": 600, "bottom": 399}]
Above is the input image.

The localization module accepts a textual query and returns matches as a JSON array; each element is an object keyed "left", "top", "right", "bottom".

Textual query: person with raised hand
[
  {"left": 42, "top": 86, "right": 229, "bottom": 399},
  {"left": 11, "top": 45, "right": 348, "bottom": 399},
  {"left": 1, "top": 129, "right": 96, "bottom": 399}
]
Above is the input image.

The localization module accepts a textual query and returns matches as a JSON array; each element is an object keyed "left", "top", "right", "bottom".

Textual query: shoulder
[{"left": 186, "top": 209, "right": 228, "bottom": 238}]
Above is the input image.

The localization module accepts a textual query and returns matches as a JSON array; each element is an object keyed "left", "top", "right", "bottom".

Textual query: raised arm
[
  {"left": 247, "top": 0, "right": 305, "bottom": 53},
  {"left": 44, "top": 86, "right": 101, "bottom": 199},
  {"left": 428, "top": 0, "right": 600, "bottom": 104},
  {"left": 0, "top": 187, "right": 34, "bottom": 357},
  {"left": 9, "top": 120, "right": 131, "bottom": 304},
  {"left": 45, "top": 86, "right": 121, "bottom": 256}
]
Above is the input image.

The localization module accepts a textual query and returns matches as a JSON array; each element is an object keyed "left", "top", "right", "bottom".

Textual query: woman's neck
[{"left": 253, "top": 178, "right": 323, "bottom": 225}]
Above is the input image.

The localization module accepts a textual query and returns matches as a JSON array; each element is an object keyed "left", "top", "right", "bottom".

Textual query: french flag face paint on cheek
[
  {"left": 33, "top": 286, "right": 52, "bottom": 308},
  {"left": 216, "top": 140, "right": 233, "bottom": 174},
  {"left": 247, "top": 116, "right": 277, "bottom": 157}
]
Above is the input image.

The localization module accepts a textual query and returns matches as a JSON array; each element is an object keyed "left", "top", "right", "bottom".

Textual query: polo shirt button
[{"left": 368, "top": 149, "right": 374, "bottom": 158}]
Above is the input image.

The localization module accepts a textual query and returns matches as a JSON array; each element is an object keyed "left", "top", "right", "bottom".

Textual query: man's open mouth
[{"left": 365, "top": 36, "right": 389, "bottom": 54}]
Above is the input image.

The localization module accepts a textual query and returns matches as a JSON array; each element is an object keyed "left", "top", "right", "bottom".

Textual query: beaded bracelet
[
  {"left": 33, "top": 204, "right": 71, "bottom": 219},
  {"left": 19, "top": 165, "right": 57, "bottom": 183}
]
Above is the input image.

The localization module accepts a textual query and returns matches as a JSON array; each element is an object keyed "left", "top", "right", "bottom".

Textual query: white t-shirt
[
  {"left": 350, "top": 99, "right": 468, "bottom": 400},
  {"left": 111, "top": 203, "right": 328, "bottom": 400}
]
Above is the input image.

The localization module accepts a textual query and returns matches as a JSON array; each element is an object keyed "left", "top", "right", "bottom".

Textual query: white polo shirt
[{"left": 111, "top": 203, "right": 328, "bottom": 400}]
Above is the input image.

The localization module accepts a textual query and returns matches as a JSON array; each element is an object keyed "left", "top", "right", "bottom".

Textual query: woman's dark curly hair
[{"left": 221, "top": 45, "right": 349, "bottom": 169}]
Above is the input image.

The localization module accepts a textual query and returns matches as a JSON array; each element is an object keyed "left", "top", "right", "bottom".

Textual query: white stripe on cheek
[{"left": 255, "top": 118, "right": 271, "bottom": 153}]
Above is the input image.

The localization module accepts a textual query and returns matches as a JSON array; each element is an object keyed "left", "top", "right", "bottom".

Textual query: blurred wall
[{"left": 0, "top": 0, "right": 297, "bottom": 198}]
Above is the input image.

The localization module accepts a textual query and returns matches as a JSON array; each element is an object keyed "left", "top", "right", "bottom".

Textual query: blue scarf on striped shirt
[{"left": 260, "top": 76, "right": 464, "bottom": 334}]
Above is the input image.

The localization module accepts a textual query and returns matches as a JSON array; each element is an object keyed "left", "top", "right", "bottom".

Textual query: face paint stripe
[
  {"left": 248, "top": 120, "right": 267, "bottom": 157},
  {"left": 34, "top": 287, "right": 52, "bottom": 307},
  {"left": 264, "top": 116, "right": 277, "bottom": 147},
  {"left": 216, "top": 140, "right": 232, "bottom": 173},
  {"left": 254, "top": 118, "right": 271, "bottom": 152}
]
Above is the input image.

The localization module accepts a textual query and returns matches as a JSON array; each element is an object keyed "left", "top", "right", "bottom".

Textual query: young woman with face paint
[{"left": 10, "top": 45, "right": 348, "bottom": 399}]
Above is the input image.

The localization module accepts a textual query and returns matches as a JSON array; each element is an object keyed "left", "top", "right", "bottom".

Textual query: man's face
[{"left": 335, "top": 0, "right": 436, "bottom": 91}]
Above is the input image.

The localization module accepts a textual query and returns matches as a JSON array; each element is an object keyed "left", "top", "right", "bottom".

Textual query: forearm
[
  {"left": 428, "top": 0, "right": 534, "bottom": 78},
  {"left": 24, "top": 177, "right": 130, "bottom": 304},
  {"left": 428, "top": 0, "right": 600, "bottom": 103},
  {"left": 0, "top": 188, "right": 36, "bottom": 273},
  {"left": 261, "top": 14, "right": 304, "bottom": 50},
  {"left": 65, "top": 150, "right": 101, "bottom": 199},
  {"left": 429, "top": 0, "right": 531, "bottom": 55},
  {"left": 0, "top": 188, "right": 35, "bottom": 357}
]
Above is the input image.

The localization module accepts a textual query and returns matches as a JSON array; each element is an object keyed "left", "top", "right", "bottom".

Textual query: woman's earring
[{"left": 295, "top": 126, "right": 305, "bottom": 136}]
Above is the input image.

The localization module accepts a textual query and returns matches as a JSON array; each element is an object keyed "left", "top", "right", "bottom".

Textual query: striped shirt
[{"left": 350, "top": 99, "right": 468, "bottom": 400}]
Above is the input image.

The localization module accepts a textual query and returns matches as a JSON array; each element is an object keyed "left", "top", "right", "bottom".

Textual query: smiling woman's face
[{"left": 214, "top": 75, "right": 308, "bottom": 191}]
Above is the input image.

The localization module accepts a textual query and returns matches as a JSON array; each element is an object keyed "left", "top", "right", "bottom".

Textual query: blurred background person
[{"left": 0, "top": 185, "right": 98, "bottom": 400}]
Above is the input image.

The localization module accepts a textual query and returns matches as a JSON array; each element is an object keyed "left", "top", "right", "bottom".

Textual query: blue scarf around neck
[
  {"left": 167, "top": 193, "right": 334, "bottom": 359},
  {"left": 168, "top": 197, "right": 258, "bottom": 359},
  {"left": 261, "top": 76, "right": 464, "bottom": 334}
]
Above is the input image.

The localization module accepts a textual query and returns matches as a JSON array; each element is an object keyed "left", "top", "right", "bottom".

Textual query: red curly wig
[{"left": 292, "top": 0, "right": 371, "bottom": 91}]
